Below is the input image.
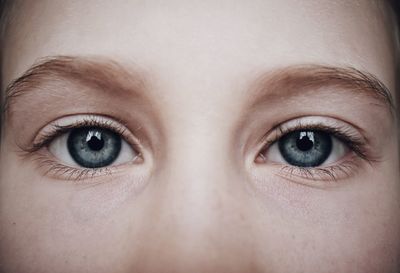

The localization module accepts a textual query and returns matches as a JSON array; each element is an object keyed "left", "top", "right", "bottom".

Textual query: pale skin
[{"left": 0, "top": 0, "right": 399, "bottom": 272}]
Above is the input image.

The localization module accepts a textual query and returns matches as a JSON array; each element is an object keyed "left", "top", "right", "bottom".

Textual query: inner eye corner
[{"left": 254, "top": 152, "right": 266, "bottom": 164}]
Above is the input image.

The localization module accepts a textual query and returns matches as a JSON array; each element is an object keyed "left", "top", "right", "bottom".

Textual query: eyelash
[
  {"left": 256, "top": 121, "right": 376, "bottom": 182},
  {"left": 21, "top": 116, "right": 141, "bottom": 181},
  {"left": 21, "top": 116, "right": 376, "bottom": 183}
]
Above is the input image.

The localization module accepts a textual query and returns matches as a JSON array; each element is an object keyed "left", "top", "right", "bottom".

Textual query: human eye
[
  {"left": 22, "top": 115, "right": 143, "bottom": 181},
  {"left": 254, "top": 116, "right": 375, "bottom": 184}
]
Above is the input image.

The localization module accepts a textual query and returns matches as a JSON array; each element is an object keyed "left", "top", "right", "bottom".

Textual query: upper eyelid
[
  {"left": 24, "top": 115, "right": 141, "bottom": 154},
  {"left": 257, "top": 116, "right": 366, "bottom": 146}
]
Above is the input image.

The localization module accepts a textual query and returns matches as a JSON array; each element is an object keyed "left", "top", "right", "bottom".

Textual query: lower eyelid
[
  {"left": 259, "top": 149, "right": 365, "bottom": 185},
  {"left": 279, "top": 156, "right": 362, "bottom": 183},
  {"left": 28, "top": 148, "right": 136, "bottom": 181}
]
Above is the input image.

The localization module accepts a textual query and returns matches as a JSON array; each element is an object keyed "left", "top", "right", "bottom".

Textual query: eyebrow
[
  {"left": 3, "top": 55, "right": 148, "bottom": 118},
  {"left": 2, "top": 58, "right": 396, "bottom": 122},
  {"left": 249, "top": 65, "right": 396, "bottom": 117}
]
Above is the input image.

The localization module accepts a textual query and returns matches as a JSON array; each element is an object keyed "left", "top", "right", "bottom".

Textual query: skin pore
[{"left": 0, "top": 0, "right": 399, "bottom": 272}]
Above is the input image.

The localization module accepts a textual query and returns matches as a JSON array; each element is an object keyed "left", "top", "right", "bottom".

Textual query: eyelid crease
[{"left": 27, "top": 150, "right": 140, "bottom": 183}]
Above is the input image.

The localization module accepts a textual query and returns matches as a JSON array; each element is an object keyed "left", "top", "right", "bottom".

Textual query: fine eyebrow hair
[
  {"left": 249, "top": 65, "right": 396, "bottom": 117},
  {"left": 2, "top": 55, "right": 148, "bottom": 118},
  {"left": 2, "top": 57, "right": 396, "bottom": 122}
]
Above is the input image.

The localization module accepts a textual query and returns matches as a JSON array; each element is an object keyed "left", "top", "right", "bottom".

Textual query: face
[{"left": 0, "top": 1, "right": 399, "bottom": 272}]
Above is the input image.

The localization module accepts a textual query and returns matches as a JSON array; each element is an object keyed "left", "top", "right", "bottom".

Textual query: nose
[{"left": 126, "top": 120, "right": 264, "bottom": 272}]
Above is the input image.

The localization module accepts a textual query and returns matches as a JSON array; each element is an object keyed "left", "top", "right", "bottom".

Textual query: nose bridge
[
  {"left": 130, "top": 80, "right": 262, "bottom": 270},
  {"left": 162, "top": 121, "right": 233, "bottom": 227},
  {"left": 146, "top": 111, "right": 251, "bottom": 255},
  {"left": 139, "top": 130, "right": 256, "bottom": 272}
]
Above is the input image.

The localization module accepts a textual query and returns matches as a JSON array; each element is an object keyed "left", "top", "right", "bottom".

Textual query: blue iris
[
  {"left": 278, "top": 130, "right": 332, "bottom": 167},
  {"left": 67, "top": 127, "right": 121, "bottom": 168}
]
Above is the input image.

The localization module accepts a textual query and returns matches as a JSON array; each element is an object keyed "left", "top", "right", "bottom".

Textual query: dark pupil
[
  {"left": 87, "top": 134, "right": 104, "bottom": 151},
  {"left": 67, "top": 127, "right": 121, "bottom": 168},
  {"left": 278, "top": 130, "right": 332, "bottom": 167},
  {"left": 296, "top": 134, "right": 314, "bottom": 151}
]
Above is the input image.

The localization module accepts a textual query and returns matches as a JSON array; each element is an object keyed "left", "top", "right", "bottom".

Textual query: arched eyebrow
[
  {"left": 2, "top": 58, "right": 396, "bottom": 122},
  {"left": 2, "top": 55, "right": 148, "bottom": 119},
  {"left": 248, "top": 65, "right": 396, "bottom": 118}
]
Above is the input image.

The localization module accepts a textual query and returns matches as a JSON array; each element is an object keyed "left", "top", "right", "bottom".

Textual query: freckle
[{"left": 12, "top": 222, "right": 16, "bottom": 226}]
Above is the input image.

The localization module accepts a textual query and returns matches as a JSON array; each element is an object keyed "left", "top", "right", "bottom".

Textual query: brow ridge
[
  {"left": 2, "top": 55, "right": 148, "bottom": 119},
  {"left": 250, "top": 65, "right": 396, "bottom": 116}
]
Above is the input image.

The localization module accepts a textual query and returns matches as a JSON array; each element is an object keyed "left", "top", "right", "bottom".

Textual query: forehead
[{"left": 2, "top": 0, "right": 396, "bottom": 95}]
